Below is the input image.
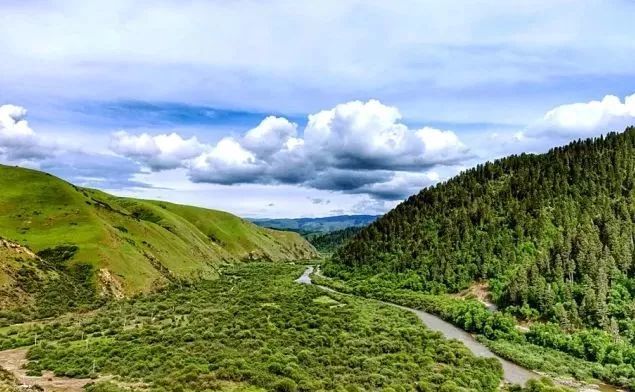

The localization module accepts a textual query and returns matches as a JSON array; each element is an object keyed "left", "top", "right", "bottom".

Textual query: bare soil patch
[{"left": 0, "top": 348, "right": 102, "bottom": 392}]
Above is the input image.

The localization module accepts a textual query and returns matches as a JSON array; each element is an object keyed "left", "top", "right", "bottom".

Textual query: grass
[{"left": 0, "top": 263, "right": 504, "bottom": 392}]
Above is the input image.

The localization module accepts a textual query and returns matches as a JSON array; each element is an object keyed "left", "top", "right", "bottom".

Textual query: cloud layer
[
  {"left": 110, "top": 131, "right": 205, "bottom": 171},
  {"left": 113, "top": 100, "right": 468, "bottom": 199},
  {"left": 527, "top": 93, "right": 635, "bottom": 138},
  {"left": 3, "top": 90, "right": 635, "bottom": 215},
  {"left": 0, "top": 104, "right": 51, "bottom": 160}
]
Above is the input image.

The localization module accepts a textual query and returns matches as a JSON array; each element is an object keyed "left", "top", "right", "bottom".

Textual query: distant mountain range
[{"left": 251, "top": 215, "right": 380, "bottom": 234}]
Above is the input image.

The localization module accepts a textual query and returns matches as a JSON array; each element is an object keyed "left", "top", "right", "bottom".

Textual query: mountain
[
  {"left": 0, "top": 164, "right": 317, "bottom": 321},
  {"left": 328, "top": 127, "right": 635, "bottom": 331},
  {"left": 251, "top": 215, "right": 379, "bottom": 234}
]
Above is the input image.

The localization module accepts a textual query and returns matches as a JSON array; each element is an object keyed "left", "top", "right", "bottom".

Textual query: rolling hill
[{"left": 0, "top": 164, "right": 317, "bottom": 320}]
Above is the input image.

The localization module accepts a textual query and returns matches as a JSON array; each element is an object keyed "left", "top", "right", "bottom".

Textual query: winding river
[{"left": 296, "top": 266, "right": 619, "bottom": 390}]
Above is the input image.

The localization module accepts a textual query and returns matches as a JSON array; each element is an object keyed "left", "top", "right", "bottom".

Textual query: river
[{"left": 296, "top": 266, "right": 620, "bottom": 391}]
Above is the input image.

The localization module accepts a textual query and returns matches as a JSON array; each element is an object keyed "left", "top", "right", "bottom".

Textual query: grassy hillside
[{"left": 0, "top": 165, "right": 316, "bottom": 319}]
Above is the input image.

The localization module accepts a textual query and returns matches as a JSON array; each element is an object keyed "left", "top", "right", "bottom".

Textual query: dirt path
[{"left": 0, "top": 348, "right": 103, "bottom": 392}]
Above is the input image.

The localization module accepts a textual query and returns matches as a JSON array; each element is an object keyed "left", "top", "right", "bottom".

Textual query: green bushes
[
  {"left": 314, "top": 272, "right": 635, "bottom": 389},
  {"left": 526, "top": 323, "right": 635, "bottom": 367},
  {"left": 1, "top": 263, "right": 503, "bottom": 391},
  {"left": 36, "top": 245, "right": 78, "bottom": 270}
]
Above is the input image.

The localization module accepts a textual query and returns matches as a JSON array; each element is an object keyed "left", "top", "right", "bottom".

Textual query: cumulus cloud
[
  {"left": 242, "top": 116, "right": 300, "bottom": 158},
  {"left": 0, "top": 104, "right": 51, "bottom": 160},
  {"left": 0, "top": 104, "right": 155, "bottom": 191},
  {"left": 189, "top": 137, "right": 264, "bottom": 184},
  {"left": 526, "top": 93, "right": 635, "bottom": 138},
  {"left": 110, "top": 131, "right": 205, "bottom": 170},
  {"left": 304, "top": 100, "right": 468, "bottom": 170},
  {"left": 113, "top": 100, "right": 469, "bottom": 200}
]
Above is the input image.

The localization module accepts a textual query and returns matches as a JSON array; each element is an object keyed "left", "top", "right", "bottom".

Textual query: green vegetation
[
  {"left": 251, "top": 215, "right": 378, "bottom": 234},
  {"left": 0, "top": 165, "right": 316, "bottom": 323},
  {"left": 0, "top": 263, "right": 503, "bottom": 391},
  {"left": 325, "top": 128, "right": 635, "bottom": 386},
  {"left": 313, "top": 274, "right": 631, "bottom": 388},
  {"left": 305, "top": 227, "right": 363, "bottom": 254}
]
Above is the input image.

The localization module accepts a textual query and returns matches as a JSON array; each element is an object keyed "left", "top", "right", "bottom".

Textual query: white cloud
[
  {"left": 189, "top": 137, "right": 264, "bottom": 184},
  {"left": 304, "top": 100, "right": 468, "bottom": 170},
  {"left": 526, "top": 93, "right": 635, "bottom": 138},
  {"left": 188, "top": 100, "right": 470, "bottom": 198},
  {"left": 110, "top": 99, "right": 470, "bottom": 199},
  {"left": 110, "top": 131, "right": 205, "bottom": 170},
  {"left": 0, "top": 104, "right": 51, "bottom": 160},
  {"left": 242, "top": 116, "right": 299, "bottom": 158}
]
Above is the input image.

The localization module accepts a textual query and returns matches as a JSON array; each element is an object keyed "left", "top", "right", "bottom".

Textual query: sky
[{"left": 1, "top": 0, "right": 635, "bottom": 218}]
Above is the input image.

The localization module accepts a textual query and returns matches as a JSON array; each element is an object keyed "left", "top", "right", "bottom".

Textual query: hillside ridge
[{"left": 0, "top": 164, "right": 317, "bottom": 321}]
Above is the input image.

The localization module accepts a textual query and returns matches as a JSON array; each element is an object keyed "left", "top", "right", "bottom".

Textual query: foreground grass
[{"left": 0, "top": 263, "right": 502, "bottom": 391}]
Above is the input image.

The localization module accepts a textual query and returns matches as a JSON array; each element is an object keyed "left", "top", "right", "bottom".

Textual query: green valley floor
[{"left": 0, "top": 263, "right": 508, "bottom": 392}]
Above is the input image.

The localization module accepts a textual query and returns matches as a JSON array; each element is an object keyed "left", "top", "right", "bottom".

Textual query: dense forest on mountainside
[
  {"left": 0, "top": 165, "right": 316, "bottom": 323},
  {"left": 329, "top": 127, "right": 635, "bottom": 334},
  {"left": 305, "top": 227, "right": 363, "bottom": 253}
]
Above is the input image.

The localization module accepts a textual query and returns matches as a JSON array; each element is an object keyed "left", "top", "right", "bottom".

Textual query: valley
[
  {"left": 0, "top": 263, "right": 506, "bottom": 392},
  {"left": 2, "top": 130, "right": 635, "bottom": 391},
  {"left": 3, "top": 2, "right": 635, "bottom": 391}
]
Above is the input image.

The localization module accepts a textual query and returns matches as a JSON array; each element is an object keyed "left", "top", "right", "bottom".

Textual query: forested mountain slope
[
  {"left": 306, "top": 227, "right": 363, "bottom": 254},
  {"left": 0, "top": 165, "right": 316, "bottom": 320},
  {"left": 329, "top": 127, "right": 635, "bottom": 331}
]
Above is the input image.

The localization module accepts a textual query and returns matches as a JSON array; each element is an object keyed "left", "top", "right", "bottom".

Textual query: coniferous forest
[
  {"left": 331, "top": 127, "right": 635, "bottom": 331},
  {"left": 324, "top": 128, "right": 635, "bottom": 382}
]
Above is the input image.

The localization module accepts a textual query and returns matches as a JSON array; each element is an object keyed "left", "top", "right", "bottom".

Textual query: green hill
[
  {"left": 328, "top": 128, "right": 635, "bottom": 331},
  {"left": 0, "top": 164, "right": 316, "bottom": 320}
]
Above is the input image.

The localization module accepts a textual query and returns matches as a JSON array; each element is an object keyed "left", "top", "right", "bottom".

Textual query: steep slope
[
  {"left": 0, "top": 165, "right": 316, "bottom": 316},
  {"left": 329, "top": 127, "right": 635, "bottom": 331}
]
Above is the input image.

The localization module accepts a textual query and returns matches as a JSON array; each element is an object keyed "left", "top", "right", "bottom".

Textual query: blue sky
[{"left": 1, "top": 0, "right": 635, "bottom": 217}]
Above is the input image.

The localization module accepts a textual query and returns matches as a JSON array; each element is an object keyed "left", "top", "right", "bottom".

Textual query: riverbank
[{"left": 305, "top": 266, "right": 624, "bottom": 392}]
